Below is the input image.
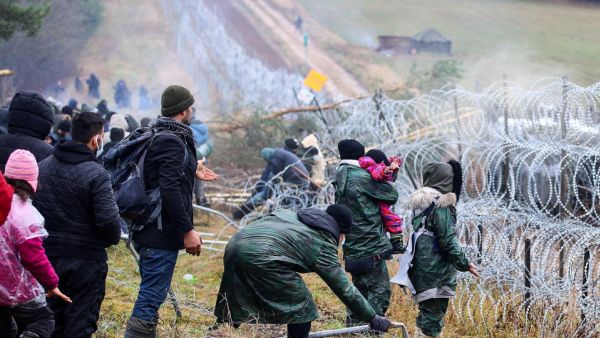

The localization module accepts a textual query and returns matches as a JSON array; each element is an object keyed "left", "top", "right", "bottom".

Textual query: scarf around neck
[{"left": 151, "top": 116, "right": 195, "bottom": 146}]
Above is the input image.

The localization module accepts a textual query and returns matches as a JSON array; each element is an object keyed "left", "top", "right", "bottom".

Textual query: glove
[
  {"left": 369, "top": 315, "right": 392, "bottom": 333},
  {"left": 390, "top": 236, "right": 406, "bottom": 254}
]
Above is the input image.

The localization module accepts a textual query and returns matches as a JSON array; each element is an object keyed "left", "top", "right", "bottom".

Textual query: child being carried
[{"left": 359, "top": 149, "right": 405, "bottom": 254}]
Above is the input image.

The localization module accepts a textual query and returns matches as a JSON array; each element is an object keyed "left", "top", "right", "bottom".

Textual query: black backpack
[{"left": 103, "top": 127, "right": 187, "bottom": 232}]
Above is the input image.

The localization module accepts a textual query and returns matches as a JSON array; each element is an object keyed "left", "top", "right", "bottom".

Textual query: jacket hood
[
  {"left": 8, "top": 91, "right": 54, "bottom": 139},
  {"left": 297, "top": 208, "right": 340, "bottom": 244},
  {"left": 409, "top": 187, "right": 456, "bottom": 215},
  {"left": 422, "top": 162, "right": 454, "bottom": 194},
  {"left": 54, "top": 142, "right": 98, "bottom": 164}
]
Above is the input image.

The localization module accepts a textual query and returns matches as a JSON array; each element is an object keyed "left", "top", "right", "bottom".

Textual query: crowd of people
[{"left": 0, "top": 83, "right": 478, "bottom": 338}]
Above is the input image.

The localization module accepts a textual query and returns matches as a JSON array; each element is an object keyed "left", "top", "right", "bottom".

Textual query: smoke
[{"left": 463, "top": 42, "right": 572, "bottom": 90}]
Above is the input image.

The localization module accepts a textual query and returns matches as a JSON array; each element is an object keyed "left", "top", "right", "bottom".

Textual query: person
[
  {"left": 284, "top": 138, "right": 300, "bottom": 155},
  {"left": 74, "top": 77, "right": 83, "bottom": 93},
  {"left": 105, "top": 112, "right": 130, "bottom": 143},
  {"left": 0, "top": 170, "right": 12, "bottom": 223},
  {"left": 48, "top": 120, "right": 72, "bottom": 146},
  {"left": 114, "top": 80, "right": 131, "bottom": 108},
  {"left": 86, "top": 73, "right": 100, "bottom": 99},
  {"left": 140, "top": 117, "right": 152, "bottom": 128},
  {"left": 358, "top": 149, "right": 405, "bottom": 254},
  {"left": 124, "top": 85, "right": 217, "bottom": 337},
  {"left": 34, "top": 112, "right": 122, "bottom": 338},
  {"left": 60, "top": 106, "right": 73, "bottom": 118},
  {"left": 190, "top": 117, "right": 213, "bottom": 206},
  {"left": 392, "top": 161, "right": 479, "bottom": 338},
  {"left": 295, "top": 15, "right": 303, "bottom": 33},
  {"left": 0, "top": 150, "right": 72, "bottom": 338},
  {"left": 300, "top": 134, "right": 325, "bottom": 189},
  {"left": 332, "top": 139, "right": 399, "bottom": 325},
  {"left": 214, "top": 205, "right": 393, "bottom": 338},
  {"left": 103, "top": 127, "right": 125, "bottom": 155},
  {"left": 97, "top": 100, "right": 110, "bottom": 120},
  {"left": 67, "top": 99, "right": 78, "bottom": 111},
  {"left": 233, "top": 147, "right": 310, "bottom": 219},
  {"left": 0, "top": 91, "right": 54, "bottom": 172}
]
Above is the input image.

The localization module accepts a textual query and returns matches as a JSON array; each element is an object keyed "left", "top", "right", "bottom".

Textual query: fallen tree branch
[{"left": 207, "top": 86, "right": 406, "bottom": 132}]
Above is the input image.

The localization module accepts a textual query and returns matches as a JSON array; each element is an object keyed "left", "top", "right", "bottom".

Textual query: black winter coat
[
  {"left": 0, "top": 91, "right": 54, "bottom": 171},
  {"left": 35, "top": 142, "right": 121, "bottom": 262},
  {"left": 132, "top": 133, "right": 197, "bottom": 251}
]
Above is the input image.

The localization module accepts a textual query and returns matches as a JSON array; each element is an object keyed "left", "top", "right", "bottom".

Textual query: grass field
[
  {"left": 95, "top": 210, "right": 551, "bottom": 338},
  {"left": 295, "top": 0, "right": 600, "bottom": 89}
]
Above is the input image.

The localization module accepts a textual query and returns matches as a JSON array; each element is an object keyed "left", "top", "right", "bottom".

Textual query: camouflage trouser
[
  {"left": 416, "top": 298, "right": 449, "bottom": 337},
  {"left": 346, "top": 260, "right": 391, "bottom": 325}
]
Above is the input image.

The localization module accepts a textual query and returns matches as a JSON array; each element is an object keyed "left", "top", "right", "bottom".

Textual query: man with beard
[{"left": 124, "top": 85, "right": 208, "bottom": 337}]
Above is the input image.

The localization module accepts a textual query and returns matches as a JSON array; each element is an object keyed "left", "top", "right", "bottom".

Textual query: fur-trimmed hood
[{"left": 409, "top": 187, "right": 456, "bottom": 215}]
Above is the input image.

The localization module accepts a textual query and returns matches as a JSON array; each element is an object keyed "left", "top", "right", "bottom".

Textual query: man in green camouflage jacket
[
  {"left": 332, "top": 139, "right": 399, "bottom": 324},
  {"left": 214, "top": 205, "right": 393, "bottom": 338},
  {"left": 395, "top": 161, "right": 479, "bottom": 337}
]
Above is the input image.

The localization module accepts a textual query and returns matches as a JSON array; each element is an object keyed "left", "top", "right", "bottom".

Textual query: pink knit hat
[{"left": 4, "top": 149, "right": 39, "bottom": 192}]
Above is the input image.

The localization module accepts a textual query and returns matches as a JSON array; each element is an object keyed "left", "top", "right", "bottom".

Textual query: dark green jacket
[
  {"left": 333, "top": 161, "right": 399, "bottom": 260},
  {"left": 214, "top": 209, "right": 376, "bottom": 324},
  {"left": 407, "top": 187, "right": 469, "bottom": 301}
]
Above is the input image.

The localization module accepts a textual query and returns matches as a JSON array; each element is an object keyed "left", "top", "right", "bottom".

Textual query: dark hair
[
  {"left": 6, "top": 178, "right": 34, "bottom": 200},
  {"left": 304, "top": 146, "right": 319, "bottom": 157},
  {"left": 72, "top": 112, "right": 104, "bottom": 143},
  {"left": 365, "top": 149, "right": 390, "bottom": 166}
]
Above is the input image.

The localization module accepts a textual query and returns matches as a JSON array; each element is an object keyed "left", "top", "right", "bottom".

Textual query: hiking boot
[{"left": 124, "top": 317, "right": 157, "bottom": 338}]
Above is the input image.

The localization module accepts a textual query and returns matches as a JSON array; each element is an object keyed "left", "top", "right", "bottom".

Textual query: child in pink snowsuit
[
  {"left": 0, "top": 150, "right": 71, "bottom": 338},
  {"left": 359, "top": 149, "right": 405, "bottom": 254}
]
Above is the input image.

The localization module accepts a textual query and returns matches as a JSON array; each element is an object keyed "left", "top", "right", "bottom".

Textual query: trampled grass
[{"left": 96, "top": 209, "right": 562, "bottom": 337}]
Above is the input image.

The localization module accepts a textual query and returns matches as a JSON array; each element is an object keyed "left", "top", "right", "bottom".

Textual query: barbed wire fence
[
  {"left": 215, "top": 77, "right": 600, "bottom": 335},
  {"left": 106, "top": 76, "right": 600, "bottom": 336}
]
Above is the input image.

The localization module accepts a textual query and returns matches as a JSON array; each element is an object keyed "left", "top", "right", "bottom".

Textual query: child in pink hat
[{"left": 0, "top": 149, "right": 71, "bottom": 337}]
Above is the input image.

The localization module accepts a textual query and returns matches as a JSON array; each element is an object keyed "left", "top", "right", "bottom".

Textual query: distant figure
[
  {"left": 53, "top": 81, "right": 65, "bottom": 99},
  {"left": 97, "top": 99, "right": 110, "bottom": 121},
  {"left": 86, "top": 73, "right": 100, "bottom": 99},
  {"left": 295, "top": 15, "right": 303, "bottom": 33},
  {"left": 140, "top": 117, "right": 152, "bottom": 128},
  {"left": 102, "top": 127, "right": 125, "bottom": 157},
  {"left": 75, "top": 77, "right": 83, "bottom": 93},
  {"left": 68, "top": 98, "right": 78, "bottom": 111},
  {"left": 139, "top": 86, "right": 151, "bottom": 110},
  {"left": 114, "top": 80, "right": 131, "bottom": 108}
]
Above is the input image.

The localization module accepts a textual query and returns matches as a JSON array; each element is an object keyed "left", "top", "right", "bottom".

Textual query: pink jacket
[{"left": 0, "top": 195, "right": 58, "bottom": 306}]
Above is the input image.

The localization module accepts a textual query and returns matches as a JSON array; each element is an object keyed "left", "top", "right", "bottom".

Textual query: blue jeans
[{"left": 131, "top": 245, "right": 178, "bottom": 322}]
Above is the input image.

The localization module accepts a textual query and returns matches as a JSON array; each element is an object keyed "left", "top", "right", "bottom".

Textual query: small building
[{"left": 377, "top": 28, "right": 451, "bottom": 55}]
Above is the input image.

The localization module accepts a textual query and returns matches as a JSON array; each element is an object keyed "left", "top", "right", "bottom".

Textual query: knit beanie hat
[
  {"left": 284, "top": 138, "right": 299, "bottom": 150},
  {"left": 4, "top": 150, "right": 39, "bottom": 192},
  {"left": 365, "top": 149, "right": 391, "bottom": 166},
  {"left": 61, "top": 105, "right": 73, "bottom": 116},
  {"left": 326, "top": 204, "right": 353, "bottom": 234},
  {"left": 338, "top": 139, "right": 365, "bottom": 160},
  {"left": 161, "top": 85, "right": 195, "bottom": 117},
  {"left": 57, "top": 119, "right": 71, "bottom": 133},
  {"left": 260, "top": 148, "right": 275, "bottom": 161},
  {"left": 110, "top": 127, "right": 125, "bottom": 143}
]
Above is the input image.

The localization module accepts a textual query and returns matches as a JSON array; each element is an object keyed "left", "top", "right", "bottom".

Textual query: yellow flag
[{"left": 303, "top": 69, "right": 328, "bottom": 92}]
